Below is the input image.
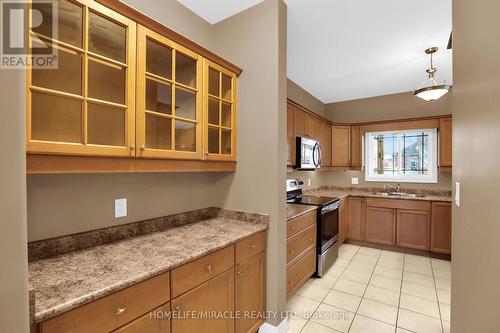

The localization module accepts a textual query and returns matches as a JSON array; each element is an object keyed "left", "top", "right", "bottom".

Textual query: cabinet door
[
  {"left": 287, "top": 103, "right": 296, "bottom": 166},
  {"left": 365, "top": 207, "right": 396, "bottom": 246},
  {"left": 338, "top": 197, "right": 348, "bottom": 244},
  {"left": 317, "top": 120, "right": 331, "bottom": 167},
  {"left": 439, "top": 118, "right": 452, "bottom": 168},
  {"left": 294, "top": 107, "right": 306, "bottom": 137},
  {"left": 203, "top": 60, "right": 237, "bottom": 161},
  {"left": 305, "top": 114, "right": 317, "bottom": 139},
  {"left": 397, "top": 209, "right": 431, "bottom": 250},
  {"left": 331, "top": 126, "right": 351, "bottom": 167},
  {"left": 235, "top": 253, "right": 266, "bottom": 333},
  {"left": 27, "top": 0, "right": 136, "bottom": 157},
  {"left": 431, "top": 202, "right": 452, "bottom": 254},
  {"left": 113, "top": 303, "right": 170, "bottom": 333},
  {"left": 136, "top": 26, "right": 202, "bottom": 159},
  {"left": 347, "top": 197, "right": 364, "bottom": 241},
  {"left": 172, "top": 269, "right": 234, "bottom": 333},
  {"left": 350, "top": 126, "right": 362, "bottom": 169}
]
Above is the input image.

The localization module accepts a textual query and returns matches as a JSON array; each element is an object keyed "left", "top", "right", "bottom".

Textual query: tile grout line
[
  {"left": 431, "top": 259, "right": 445, "bottom": 333},
  {"left": 395, "top": 253, "right": 406, "bottom": 333}
]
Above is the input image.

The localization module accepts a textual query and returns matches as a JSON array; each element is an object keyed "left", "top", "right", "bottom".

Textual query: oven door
[
  {"left": 297, "top": 137, "right": 321, "bottom": 169},
  {"left": 318, "top": 200, "right": 340, "bottom": 254}
]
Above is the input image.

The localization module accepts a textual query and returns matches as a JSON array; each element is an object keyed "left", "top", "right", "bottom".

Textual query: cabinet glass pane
[
  {"left": 146, "top": 79, "right": 172, "bottom": 114},
  {"left": 221, "top": 74, "right": 232, "bottom": 100},
  {"left": 88, "top": 60, "right": 125, "bottom": 104},
  {"left": 89, "top": 11, "right": 126, "bottom": 63},
  {"left": 146, "top": 115, "right": 172, "bottom": 150},
  {"left": 208, "top": 98, "right": 219, "bottom": 125},
  {"left": 175, "top": 52, "right": 196, "bottom": 88},
  {"left": 221, "top": 130, "right": 232, "bottom": 155},
  {"left": 32, "top": 45, "right": 82, "bottom": 95},
  {"left": 31, "top": 92, "right": 82, "bottom": 143},
  {"left": 175, "top": 121, "right": 196, "bottom": 152},
  {"left": 146, "top": 39, "right": 172, "bottom": 79},
  {"left": 208, "top": 127, "right": 219, "bottom": 154},
  {"left": 208, "top": 68, "right": 219, "bottom": 97},
  {"left": 221, "top": 102, "right": 231, "bottom": 128},
  {"left": 32, "top": 0, "right": 83, "bottom": 47},
  {"left": 175, "top": 88, "right": 195, "bottom": 120},
  {"left": 87, "top": 103, "right": 125, "bottom": 146}
]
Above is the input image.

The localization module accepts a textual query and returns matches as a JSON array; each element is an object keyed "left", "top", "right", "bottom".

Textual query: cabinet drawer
[
  {"left": 112, "top": 303, "right": 170, "bottom": 333},
  {"left": 286, "top": 249, "right": 316, "bottom": 296},
  {"left": 286, "top": 225, "right": 316, "bottom": 268},
  {"left": 171, "top": 245, "right": 234, "bottom": 298},
  {"left": 235, "top": 232, "right": 266, "bottom": 264},
  {"left": 287, "top": 211, "right": 316, "bottom": 238},
  {"left": 366, "top": 198, "right": 431, "bottom": 211},
  {"left": 41, "top": 272, "right": 170, "bottom": 333}
]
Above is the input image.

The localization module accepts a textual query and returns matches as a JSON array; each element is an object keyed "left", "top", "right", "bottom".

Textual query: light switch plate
[
  {"left": 455, "top": 182, "right": 460, "bottom": 207},
  {"left": 115, "top": 198, "right": 127, "bottom": 218},
  {"left": 307, "top": 178, "right": 311, "bottom": 186},
  {"left": 351, "top": 177, "right": 359, "bottom": 185}
]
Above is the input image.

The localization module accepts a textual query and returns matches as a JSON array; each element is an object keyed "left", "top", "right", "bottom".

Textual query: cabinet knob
[
  {"left": 251, "top": 244, "right": 257, "bottom": 249},
  {"left": 288, "top": 250, "right": 294, "bottom": 254},
  {"left": 129, "top": 145, "right": 135, "bottom": 151},
  {"left": 290, "top": 226, "right": 295, "bottom": 230},
  {"left": 287, "top": 281, "right": 293, "bottom": 285},
  {"left": 140, "top": 145, "right": 145, "bottom": 151},
  {"left": 175, "top": 305, "right": 180, "bottom": 311},
  {"left": 115, "top": 307, "right": 127, "bottom": 316},
  {"left": 206, "top": 265, "right": 213, "bottom": 273},
  {"left": 236, "top": 271, "right": 242, "bottom": 276},
  {"left": 309, "top": 238, "right": 313, "bottom": 242}
]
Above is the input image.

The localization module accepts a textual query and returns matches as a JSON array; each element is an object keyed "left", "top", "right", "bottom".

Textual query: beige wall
[
  {"left": 451, "top": 0, "right": 500, "bottom": 332},
  {"left": 326, "top": 91, "right": 452, "bottom": 123},
  {"left": 287, "top": 78, "right": 329, "bottom": 119},
  {"left": 211, "top": 0, "right": 287, "bottom": 325},
  {"left": 0, "top": 67, "right": 29, "bottom": 330}
]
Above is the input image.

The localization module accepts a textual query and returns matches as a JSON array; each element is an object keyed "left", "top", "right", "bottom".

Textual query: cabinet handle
[
  {"left": 129, "top": 145, "right": 135, "bottom": 151},
  {"left": 115, "top": 307, "right": 127, "bottom": 316},
  {"left": 140, "top": 145, "right": 145, "bottom": 151},
  {"left": 236, "top": 271, "right": 242, "bottom": 276},
  {"left": 206, "top": 265, "right": 213, "bottom": 273},
  {"left": 287, "top": 281, "right": 293, "bottom": 285},
  {"left": 288, "top": 250, "right": 294, "bottom": 254},
  {"left": 251, "top": 245, "right": 257, "bottom": 249},
  {"left": 290, "top": 226, "right": 295, "bottom": 230},
  {"left": 309, "top": 238, "right": 313, "bottom": 242},
  {"left": 175, "top": 305, "right": 180, "bottom": 311}
]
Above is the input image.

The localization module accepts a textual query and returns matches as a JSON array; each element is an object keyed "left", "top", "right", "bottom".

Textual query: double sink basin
[{"left": 375, "top": 192, "right": 425, "bottom": 198}]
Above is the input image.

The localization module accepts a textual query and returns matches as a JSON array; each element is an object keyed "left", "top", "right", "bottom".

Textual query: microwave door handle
[
  {"left": 312, "top": 143, "right": 318, "bottom": 167},
  {"left": 318, "top": 144, "right": 322, "bottom": 167}
]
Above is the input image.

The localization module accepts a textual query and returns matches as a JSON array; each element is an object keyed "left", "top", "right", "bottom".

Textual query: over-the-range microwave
[{"left": 296, "top": 136, "right": 321, "bottom": 170}]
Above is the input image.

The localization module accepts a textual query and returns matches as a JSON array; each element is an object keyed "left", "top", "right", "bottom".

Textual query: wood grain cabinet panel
[
  {"left": 431, "top": 202, "right": 452, "bottom": 254},
  {"left": 331, "top": 126, "right": 351, "bottom": 167},
  {"left": 397, "top": 209, "right": 431, "bottom": 251},
  {"left": 286, "top": 225, "right": 316, "bottom": 268},
  {"left": 287, "top": 211, "right": 316, "bottom": 238},
  {"left": 286, "top": 249, "right": 316, "bottom": 296},
  {"left": 365, "top": 207, "right": 396, "bottom": 246},
  {"left": 235, "top": 232, "right": 266, "bottom": 264},
  {"left": 235, "top": 252, "right": 266, "bottom": 333},
  {"left": 338, "top": 197, "right": 348, "bottom": 244},
  {"left": 350, "top": 126, "right": 362, "bottom": 169},
  {"left": 304, "top": 113, "right": 317, "bottom": 139},
  {"left": 316, "top": 120, "right": 331, "bottom": 166},
  {"left": 347, "top": 197, "right": 364, "bottom": 241},
  {"left": 287, "top": 103, "right": 296, "bottom": 166},
  {"left": 112, "top": 303, "right": 170, "bottom": 333},
  {"left": 439, "top": 117, "right": 453, "bottom": 168},
  {"left": 293, "top": 107, "right": 306, "bottom": 138},
  {"left": 171, "top": 269, "right": 234, "bottom": 333}
]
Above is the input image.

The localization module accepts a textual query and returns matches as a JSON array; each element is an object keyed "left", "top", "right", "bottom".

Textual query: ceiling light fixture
[{"left": 412, "top": 47, "right": 451, "bottom": 102}]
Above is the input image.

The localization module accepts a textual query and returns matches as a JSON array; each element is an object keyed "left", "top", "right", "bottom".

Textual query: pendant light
[{"left": 412, "top": 47, "right": 451, "bottom": 101}]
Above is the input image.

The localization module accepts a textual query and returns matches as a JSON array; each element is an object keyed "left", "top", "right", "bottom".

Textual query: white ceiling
[
  {"left": 287, "top": 0, "right": 453, "bottom": 103},
  {"left": 176, "top": 0, "right": 264, "bottom": 24}
]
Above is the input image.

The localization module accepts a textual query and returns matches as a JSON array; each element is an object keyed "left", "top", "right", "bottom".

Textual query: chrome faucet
[{"left": 384, "top": 183, "right": 401, "bottom": 193}]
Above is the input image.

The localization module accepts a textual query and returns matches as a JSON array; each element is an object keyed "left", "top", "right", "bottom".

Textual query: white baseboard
[{"left": 259, "top": 318, "right": 288, "bottom": 333}]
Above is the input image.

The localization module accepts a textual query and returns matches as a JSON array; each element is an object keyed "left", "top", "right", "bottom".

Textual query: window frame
[{"left": 364, "top": 128, "right": 438, "bottom": 183}]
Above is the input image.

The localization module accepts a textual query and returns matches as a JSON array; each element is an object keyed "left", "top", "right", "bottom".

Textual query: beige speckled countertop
[
  {"left": 286, "top": 204, "right": 317, "bottom": 220},
  {"left": 28, "top": 209, "right": 268, "bottom": 324}
]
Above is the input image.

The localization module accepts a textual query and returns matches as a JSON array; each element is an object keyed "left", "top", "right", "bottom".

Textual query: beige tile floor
[{"left": 286, "top": 244, "right": 451, "bottom": 333}]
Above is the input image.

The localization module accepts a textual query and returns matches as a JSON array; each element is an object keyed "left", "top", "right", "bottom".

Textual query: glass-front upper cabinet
[
  {"left": 136, "top": 26, "right": 202, "bottom": 159},
  {"left": 203, "top": 59, "right": 237, "bottom": 161},
  {"left": 27, "top": 0, "right": 137, "bottom": 156}
]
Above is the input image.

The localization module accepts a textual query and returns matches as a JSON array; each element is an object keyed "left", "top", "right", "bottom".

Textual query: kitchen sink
[{"left": 375, "top": 192, "right": 425, "bottom": 198}]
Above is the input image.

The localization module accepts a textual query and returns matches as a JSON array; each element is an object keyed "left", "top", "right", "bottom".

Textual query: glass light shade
[{"left": 413, "top": 85, "right": 450, "bottom": 102}]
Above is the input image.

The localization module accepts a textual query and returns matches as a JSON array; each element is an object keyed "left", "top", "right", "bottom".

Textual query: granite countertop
[
  {"left": 28, "top": 209, "right": 268, "bottom": 324},
  {"left": 286, "top": 204, "right": 317, "bottom": 220},
  {"left": 305, "top": 186, "right": 452, "bottom": 203}
]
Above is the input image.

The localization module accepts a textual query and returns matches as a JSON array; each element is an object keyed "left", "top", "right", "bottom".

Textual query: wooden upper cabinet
[
  {"left": 304, "top": 113, "right": 317, "bottom": 139},
  {"left": 287, "top": 102, "right": 296, "bottom": 166},
  {"left": 203, "top": 60, "right": 237, "bottom": 161},
  {"left": 431, "top": 202, "right": 452, "bottom": 254},
  {"left": 27, "top": 0, "right": 137, "bottom": 157},
  {"left": 350, "top": 126, "right": 362, "bottom": 169},
  {"left": 136, "top": 26, "right": 203, "bottom": 159},
  {"left": 439, "top": 117, "right": 452, "bottom": 168},
  {"left": 331, "top": 125, "right": 351, "bottom": 167},
  {"left": 293, "top": 106, "right": 306, "bottom": 137},
  {"left": 316, "top": 120, "right": 331, "bottom": 167}
]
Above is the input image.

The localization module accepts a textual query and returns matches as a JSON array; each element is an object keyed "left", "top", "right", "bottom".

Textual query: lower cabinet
[
  {"left": 235, "top": 252, "right": 266, "bottom": 333},
  {"left": 171, "top": 269, "right": 235, "bottom": 333},
  {"left": 113, "top": 303, "right": 171, "bottom": 333},
  {"left": 286, "top": 249, "right": 316, "bottom": 296},
  {"left": 365, "top": 207, "right": 396, "bottom": 246},
  {"left": 431, "top": 202, "right": 452, "bottom": 254},
  {"left": 338, "top": 197, "right": 348, "bottom": 244},
  {"left": 347, "top": 197, "right": 364, "bottom": 241},
  {"left": 396, "top": 210, "right": 431, "bottom": 251}
]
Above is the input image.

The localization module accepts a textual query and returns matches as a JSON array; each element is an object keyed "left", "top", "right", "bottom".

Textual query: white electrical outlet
[
  {"left": 307, "top": 179, "right": 311, "bottom": 186},
  {"left": 351, "top": 177, "right": 359, "bottom": 185},
  {"left": 115, "top": 198, "right": 127, "bottom": 218},
  {"left": 455, "top": 182, "right": 460, "bottom": 207}
]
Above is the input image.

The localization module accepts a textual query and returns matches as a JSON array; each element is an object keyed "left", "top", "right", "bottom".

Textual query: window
[{"left": 365, "top": 129, "right": 438, "bottom": 183}]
